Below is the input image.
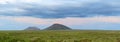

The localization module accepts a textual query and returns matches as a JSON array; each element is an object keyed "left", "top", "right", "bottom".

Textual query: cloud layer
[
  {"left": 0, "top": 0, "right": 120, "bottom": 30},
  {"left": 0, "top": 0, "right": 120, "bottom": 18}
]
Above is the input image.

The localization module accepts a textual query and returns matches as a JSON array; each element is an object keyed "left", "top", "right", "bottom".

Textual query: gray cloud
[{"left": 0, "top": 0, "right": 120, "bottom": 18}]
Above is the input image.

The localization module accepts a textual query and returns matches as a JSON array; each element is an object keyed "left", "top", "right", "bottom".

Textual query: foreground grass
[{"left": 0, "top": 30, "right": 120, "bottom": 42}]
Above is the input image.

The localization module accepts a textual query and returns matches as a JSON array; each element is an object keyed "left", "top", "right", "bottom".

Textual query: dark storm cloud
[{"left": 0, "top": 0, "right": 120, "bottom": 18}]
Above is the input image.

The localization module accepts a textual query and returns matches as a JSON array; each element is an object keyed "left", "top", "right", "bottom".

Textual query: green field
[{"left": 0, "top": 30, "right": 120, "bottom": 42}]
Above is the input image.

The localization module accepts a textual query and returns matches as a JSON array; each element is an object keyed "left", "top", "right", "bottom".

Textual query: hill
[
  {"left": 44, "top": 23, "right": 72, "bottom": 30},
  {"left": 24, "top": 27, "right": 40, "bottom": 30}
]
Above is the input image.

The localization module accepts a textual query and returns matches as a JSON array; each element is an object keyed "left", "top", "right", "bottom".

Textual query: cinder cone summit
[{"left": 44, "top": 23, "right": 72, "bottom": 30}]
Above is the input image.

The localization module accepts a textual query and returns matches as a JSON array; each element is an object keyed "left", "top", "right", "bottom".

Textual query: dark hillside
[
  {"left": 24, "top": 27, "right": 40, "bottom": 30},
  {"left": 44, "top": 24, "right": 72, "bottom": 30}
]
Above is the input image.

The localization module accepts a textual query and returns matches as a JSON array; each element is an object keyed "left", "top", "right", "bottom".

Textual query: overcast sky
[{"left": 0, "top": 0, "right": 120, "bottom": 30}]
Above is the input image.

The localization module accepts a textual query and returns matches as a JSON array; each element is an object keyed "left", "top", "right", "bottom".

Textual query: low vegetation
[{"left": 0, "top": 30, "right": 120, "bottom": 42}]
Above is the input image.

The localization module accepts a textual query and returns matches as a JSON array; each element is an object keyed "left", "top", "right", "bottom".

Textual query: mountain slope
[
  {"left": 24, "top": 27, "right": 40, "bottom": 30},
  {"left": 44, "top": 24, "right": 72, "bottom": 30}
]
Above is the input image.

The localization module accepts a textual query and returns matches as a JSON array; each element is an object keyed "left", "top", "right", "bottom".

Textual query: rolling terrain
[{"left": 0, "top": 30, "right": 120, "bottom": 42}]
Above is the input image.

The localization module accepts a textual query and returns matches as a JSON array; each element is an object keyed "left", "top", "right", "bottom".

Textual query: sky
[{"left": 0, "top": 0, "right": 120, "bottom": 30}]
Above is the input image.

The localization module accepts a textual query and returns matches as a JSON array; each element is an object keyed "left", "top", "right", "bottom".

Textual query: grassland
[{"left": 0, "top": 30, "right": 120, "bottom": 42}]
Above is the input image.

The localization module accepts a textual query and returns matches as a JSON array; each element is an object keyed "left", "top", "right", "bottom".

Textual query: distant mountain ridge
[
  {"left": 44, "top": 24, "right": 72, "bottom": 30},
  {"left": 24, "top": 27, "right": 40, "bottom": 30},
  {"left": 24, "top": 24, "right": 72, "bottom": 30}
]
